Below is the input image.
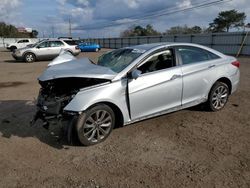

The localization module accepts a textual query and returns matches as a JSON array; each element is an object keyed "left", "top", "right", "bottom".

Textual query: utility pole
[
  {"left": 51, "top": 25, "right": 55, "bottom": 38},
  {"left": 69, "top": 17, "right": 72, "bottom": 37}
]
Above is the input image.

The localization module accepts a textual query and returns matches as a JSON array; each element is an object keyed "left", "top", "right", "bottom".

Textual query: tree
[
  {"left": 209, "top": 9, "right": 246, "bottom": 32},
  {"left": 120, "top": 24, "right": 160, "bottom": 37},
  {"left": 0, "top": 22, "right": 38, "bottom": 38},
  {"left": 166, "top": 25, "right": 203, "bottom": 35},
  {"left": 31, "top": 30, "right": 39, "bottom": 38}
]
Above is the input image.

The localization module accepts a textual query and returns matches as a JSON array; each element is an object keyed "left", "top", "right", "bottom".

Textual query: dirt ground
[{"left": 0, "top": 48, "right": 249, "bottom": 188}]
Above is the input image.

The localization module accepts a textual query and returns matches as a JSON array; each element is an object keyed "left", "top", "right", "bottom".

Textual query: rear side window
[
  {"left": 63, "top": 40, "right": 77, "bottom": 46},
  {"left": 50, "top": 41, "right": 64, "bottom": 47},
  {"left": 177, "top": 46, "right": 220, "bottom": 65}
]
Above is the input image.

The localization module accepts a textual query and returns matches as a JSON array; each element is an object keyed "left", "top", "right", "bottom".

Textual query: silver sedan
[{"left": 32, "top": 43, "right": 240, "bottom": 146}]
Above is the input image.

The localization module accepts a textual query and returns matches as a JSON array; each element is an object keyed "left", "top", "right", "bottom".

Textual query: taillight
[{"left": 231, "top": 61, "right": 240, "bottom": 68}]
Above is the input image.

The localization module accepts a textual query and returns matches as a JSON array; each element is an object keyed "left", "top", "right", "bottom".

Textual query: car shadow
[
  {"left": 187, "top": 104, "right": 208, "bottom": 112},
  {"left": 0, "top": 100, "right": 68, "bottom": 149},
  {"left": 3, "top": 60, "right": 22, "bottom": 63}
]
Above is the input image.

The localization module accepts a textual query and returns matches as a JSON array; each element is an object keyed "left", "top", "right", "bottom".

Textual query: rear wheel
[
  {"left": 24, "top": 53, "right": 35, "bottom": 63},
  {"left": 76, "top": 104, "right": 115, "bottom": 146},
  {"left": 10, "top": 46, "right": 17, "bottom": 52},
  {"left": 207, "top": 82, "right": 229, "bottom": 111}
]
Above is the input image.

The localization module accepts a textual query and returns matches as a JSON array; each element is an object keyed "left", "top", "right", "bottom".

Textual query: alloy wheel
[
  {"left": 83, "top": 110, "right": 112, "bottom": 143},
  {"left": 211, "top": 85, "right": 228, "bottom": 110}
]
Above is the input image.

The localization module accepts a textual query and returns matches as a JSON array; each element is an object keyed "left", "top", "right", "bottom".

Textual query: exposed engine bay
[{"left": 31, "top": 77, "right": 109, "bottom": 129}]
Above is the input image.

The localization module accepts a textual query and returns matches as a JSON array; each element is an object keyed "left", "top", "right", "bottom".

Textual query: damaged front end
[{"left": 31, "top": 77, "right": 109, "bottom": 129}]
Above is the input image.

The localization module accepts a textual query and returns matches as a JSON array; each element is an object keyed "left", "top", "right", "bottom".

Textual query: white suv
[
  {"left": 12, "top": 39, "right": 81, "bottom": 62},
  {"left": 6, "top": 39, "right": 33, "bottom": 51}
]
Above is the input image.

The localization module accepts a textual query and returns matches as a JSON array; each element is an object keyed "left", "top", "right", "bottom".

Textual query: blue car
[{"left": 78, "top": 42, "right": 101, "bottom": 52}]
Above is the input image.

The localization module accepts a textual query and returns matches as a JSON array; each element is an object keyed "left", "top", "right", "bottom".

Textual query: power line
[{"left": 73, "top": 0, "right": 232, "bottom": 30}]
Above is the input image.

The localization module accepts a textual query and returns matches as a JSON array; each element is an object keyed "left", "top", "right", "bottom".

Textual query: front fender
[{"left": 64, "top": 79, "right": 130, "bottom": 123}]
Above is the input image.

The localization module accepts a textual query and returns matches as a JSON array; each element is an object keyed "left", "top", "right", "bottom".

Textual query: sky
[{"left": 0, "top": 0, "right": 249, "bottom": 38}]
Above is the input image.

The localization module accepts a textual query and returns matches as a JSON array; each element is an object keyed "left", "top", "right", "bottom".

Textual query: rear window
[
  {"left": 177, "top": 46, "right": 220, "bottom": 65},
  {"left": 63, "top": 40, "right": 77, "bottom": 46}
]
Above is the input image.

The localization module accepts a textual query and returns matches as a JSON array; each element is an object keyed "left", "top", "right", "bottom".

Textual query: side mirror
[
  {"left": 130, "top": 69, "right": 142, "bottom": 80},
  {"left": 36, "top": 46, "right": 40, "bottom": 49}
]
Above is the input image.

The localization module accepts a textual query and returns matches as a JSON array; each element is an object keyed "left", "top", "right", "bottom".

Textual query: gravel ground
[{"left": 0, "top": 48, "right": 249, "bottom": 188}]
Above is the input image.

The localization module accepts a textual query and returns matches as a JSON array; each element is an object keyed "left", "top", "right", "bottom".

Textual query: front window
[
  {"left": 37, "top": 41, "right": 50, "bottom": 48},
  {"left": 97, "top": 48, "right": 144, "bottom": 73},
  {"left": 138, "top": 49, "right": 175, "bottom": 74}
]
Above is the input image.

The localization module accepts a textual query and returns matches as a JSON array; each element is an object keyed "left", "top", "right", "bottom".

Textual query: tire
[
  {"left": 10, "top": 46, "right": 17, "bottom": 52},
  {"left": 24, "top": 53, "right": 36, "bottom": 63},
  {"left": 76, "top": 104, "right": 115, "bottom": 146},
  {"left": 206, "top": 81, "right": 229, "bottom": 111}
]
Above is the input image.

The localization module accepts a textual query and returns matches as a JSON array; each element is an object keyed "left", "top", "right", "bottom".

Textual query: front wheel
[
  {"left": 76, "top": 104, "right": 115, "bottom": 146},
  {"left": 24, "top": 53, "right": 35, "bottom": 63},
  {"left": 206, "top": 82, "right": 229, "bottom": 111}
]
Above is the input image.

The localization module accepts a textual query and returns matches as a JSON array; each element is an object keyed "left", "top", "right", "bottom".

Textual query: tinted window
[
  {"left": 37, "top": 41, "right": 50, "bottom": 48},
  {"left": 50, "top": 41, "right": 64, "bottom": 47},
  {"left": 23, "top": 40, "right": 29, "bottom": 43},
  {"left": 63, "top": 40, "right": 77, "bottom": 45},
  {"left": 18, "top": 40, "right": 24, "bottom": 43},
  {"left": 138, "top": 49, "right": 175, "bottom": 74},
  {"left": 177, "top": 46, "right": 220, "bottom": 65}
]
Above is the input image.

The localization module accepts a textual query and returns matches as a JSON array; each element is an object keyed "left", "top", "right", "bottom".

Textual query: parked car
[
  {"left": 31, "top": 43, "right": 240, "bottom": 146},
  {"left": 12, "top": 39, "right": 81, "bottom": 62},
  {"left": 6, "top": 39, "right": 33, "bottom": 51},
  {"left": 78, "top": 42, "right": 101, "bottom": 52}
]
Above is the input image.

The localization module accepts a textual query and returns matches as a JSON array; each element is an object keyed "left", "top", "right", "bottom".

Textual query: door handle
[
  {"left": 170, "top": 74, "right": 182, "bottom": 80},
  {"left": 208, "top": 65, "right": 216, "bottom": 69}
]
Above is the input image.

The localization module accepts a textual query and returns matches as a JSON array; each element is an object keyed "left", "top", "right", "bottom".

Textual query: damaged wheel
[{"left": 76, "top": 104, "right": 115, "bottom": 146}]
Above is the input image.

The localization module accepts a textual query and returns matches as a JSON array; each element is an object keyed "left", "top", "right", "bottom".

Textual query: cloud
[
  {"left": 0, "top": 0, "right": 21, "bottom": 23},
  {"left": 26, "top": 0, "right": 250, "bottom": 37}
]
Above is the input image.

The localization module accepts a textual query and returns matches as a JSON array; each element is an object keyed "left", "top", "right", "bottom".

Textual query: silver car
[
  {"left": 12, "top": 39, "right": 81, "bottom": 62},
  {"left": 32, "top": 43, "right": 240, "bottom": 146}
]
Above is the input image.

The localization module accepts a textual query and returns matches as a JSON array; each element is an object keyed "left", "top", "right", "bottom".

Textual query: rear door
[
  {"left": 176, "top": 46, "right": 221, "bottom": 106},
  {"left": 48, "top": 41, "right": 65, "bottom": 58},
  {"left": 36, "top": 41, "right": 51, "bottom": 59},
  {"left": 128, "top": 48, "right": 183, "bottom": 120}
]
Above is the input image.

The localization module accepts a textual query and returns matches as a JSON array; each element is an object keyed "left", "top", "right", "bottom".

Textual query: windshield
[{"left": 97, "top": 48, "right": 144, "bottom": 73}]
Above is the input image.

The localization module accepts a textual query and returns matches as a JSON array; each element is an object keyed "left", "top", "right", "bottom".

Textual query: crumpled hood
[{"left": 38, "top": 58, "right": 117, "bottom": 81}]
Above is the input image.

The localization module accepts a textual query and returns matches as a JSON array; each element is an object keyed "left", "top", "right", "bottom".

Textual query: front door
[{"left": 128, "top": 49, "right": 183, "bottom": 120}]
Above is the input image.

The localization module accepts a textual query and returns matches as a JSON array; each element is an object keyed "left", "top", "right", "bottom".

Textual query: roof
[{"left": 127, "top": 43, "right": 171, "bottom": 51}]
